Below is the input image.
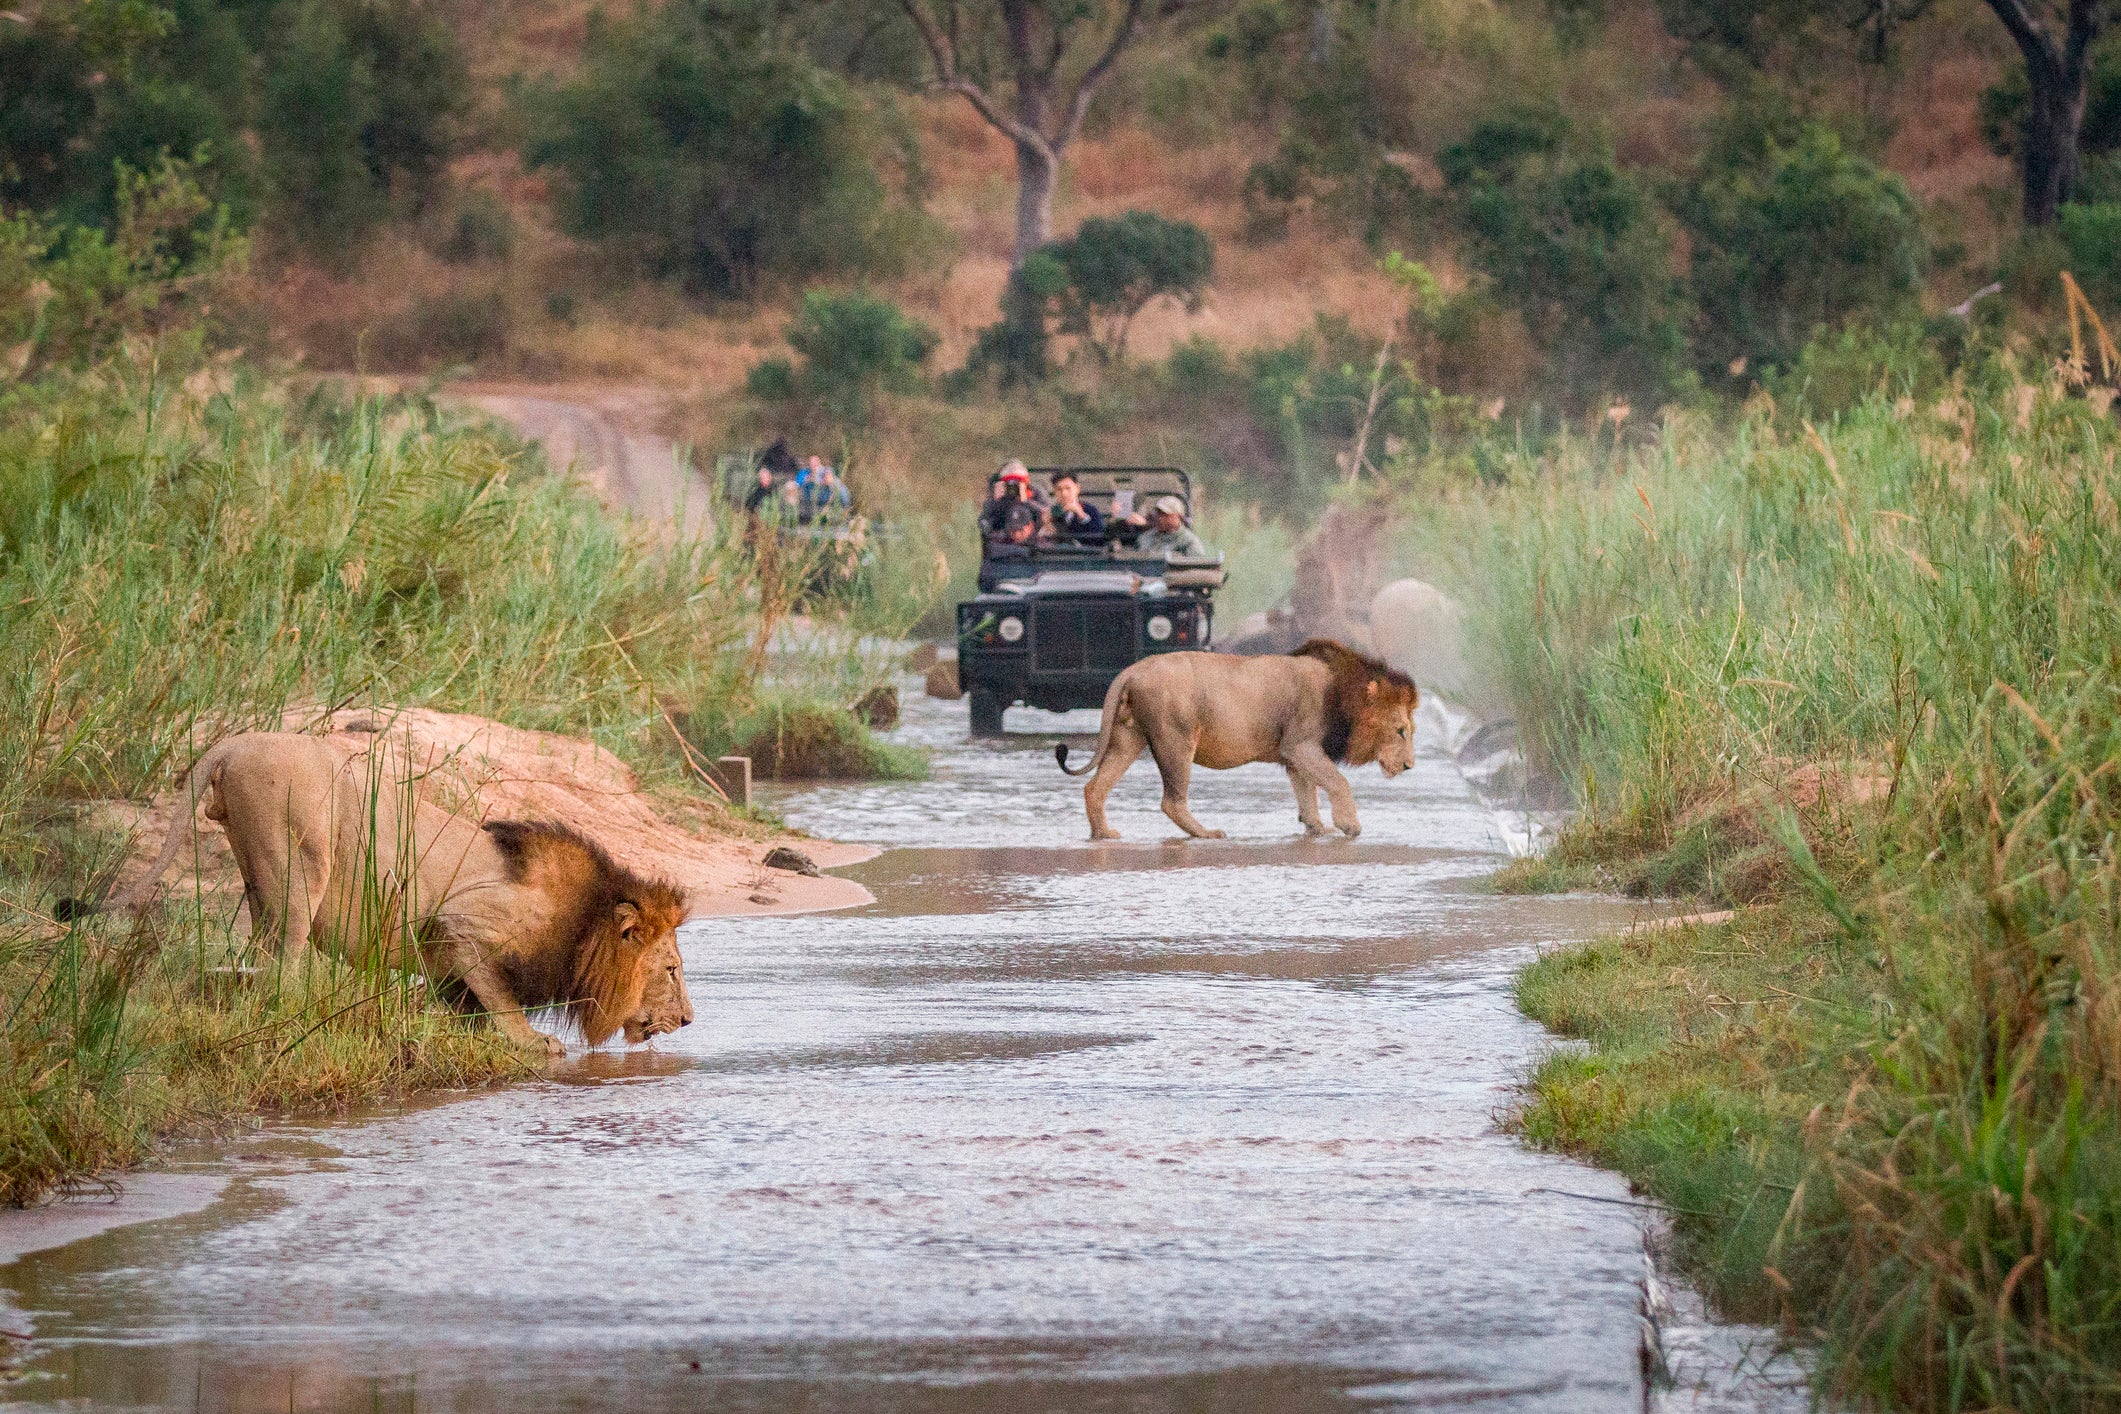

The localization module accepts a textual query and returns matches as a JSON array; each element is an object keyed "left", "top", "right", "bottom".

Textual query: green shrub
[
  {"left": 1443, "top": 122, "right": 1687, "bottom": 410},
  {"left": 958, "top": 252, "right": 1068, "bottom": 390},
  {"left": 745, "top": 356, "right": 798, "bottom": 403},
  {"left": 1050, "top": 210, "right": 1214, "bottom": 360},
  {"left": 257, "top": 0, "right": 464, "bottom": 253},
  {"left": 529, "top": 4, "right": 927, "bottom": 294},
  {"left": 2060, "top": 201, "right": 2121, "bottom": 309},
  {"left": 0, "top": 154, "right": 245, "bottom": 376},
  {"left": 440, "top": 189, "right": 515, "bottom": 263},
  {"left": 758, "top": 289, "right": 936, "bottom": 420},
  {"left": 704, "top": 696, "right": 926, "bottom": 780},
  {"left": 1684, "top": 123, "right": 1926, "bottom": 378}
]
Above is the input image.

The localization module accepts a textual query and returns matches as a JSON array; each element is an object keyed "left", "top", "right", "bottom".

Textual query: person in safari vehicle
[{"left": 1124, "top": 495, "right": 1209, "bottom": 558}]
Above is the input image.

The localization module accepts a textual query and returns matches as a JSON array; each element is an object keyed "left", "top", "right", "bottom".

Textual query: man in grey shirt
[{"left": 1132, "top": 495, "right": 1210, "bottom": 558}]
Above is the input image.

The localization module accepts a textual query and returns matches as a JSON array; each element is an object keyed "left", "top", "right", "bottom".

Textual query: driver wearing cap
[{"left": 1130, "top": 494, "right": 1209, "bottom": 559}]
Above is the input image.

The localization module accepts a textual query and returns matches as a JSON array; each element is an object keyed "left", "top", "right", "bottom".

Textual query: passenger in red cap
[{"left": 981, "top": 459, "right": 1044, "bottom": 540}]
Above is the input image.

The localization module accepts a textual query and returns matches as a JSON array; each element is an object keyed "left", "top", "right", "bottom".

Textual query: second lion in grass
[{"left": 120, "top": 731, "right": 692, "bottom": 1057}]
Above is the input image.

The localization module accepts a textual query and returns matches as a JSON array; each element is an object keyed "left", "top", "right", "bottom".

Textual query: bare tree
[
  {"left": 1981, "top": 0, "right": 2111, "bottom": 224},
  {"left": 894, "top": 0, "right": 1159, "bottom": 265}
]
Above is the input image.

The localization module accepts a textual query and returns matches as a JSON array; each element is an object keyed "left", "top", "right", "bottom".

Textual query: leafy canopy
[
  {"left": 1683, "top": 122, "right": 1926, "bottom": 376},
  {"left": 530, "top": 1, "right": 926, "bottom": 294},
  {"left": 752, "top": 290, "right": 938, "bottom": 420},
  {"left": 1050, "top": 211, "right": 1214, "bottom": 360}
]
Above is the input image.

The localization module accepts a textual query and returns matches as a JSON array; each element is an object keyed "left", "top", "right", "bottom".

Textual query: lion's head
[
  {"left": 625, "top": 923, "right": 694, "bottom": 1043},
  {"left": 485, "top": 821, "right": 692, "bottom": 1047},
  {"left": 1294, "top": 639, "right": 1419, "bottom": 774}
]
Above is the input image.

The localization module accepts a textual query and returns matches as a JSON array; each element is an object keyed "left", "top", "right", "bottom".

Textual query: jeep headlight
[
  {"left": 997, "top": 615, "right": 1025, "bottom": 643},
  {"left": 1146, "top": 614, "right": 1173, "bottom": 642}
]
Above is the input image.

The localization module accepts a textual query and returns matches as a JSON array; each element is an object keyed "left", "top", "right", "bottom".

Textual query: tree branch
[
  {"left": 1982, "top": 0, "right": 2059, "bottom": 69},
  {"left": 1057, "top": 0, "right": 1150, "bottom": 148},
  {"left": 2063, "top": 0, "right": 2105, "bottom": 78},
  {"left": 898, "top": 0, "right": 1054, "bottom": 156}
]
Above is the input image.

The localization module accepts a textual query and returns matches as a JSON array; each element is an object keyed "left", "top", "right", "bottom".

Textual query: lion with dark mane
[
  {"left": 110, "top": 732, "right": 692, "bottom": 1057},
  {"left": 1057, "top": 640, "right": 1418, "bottom": 840}
]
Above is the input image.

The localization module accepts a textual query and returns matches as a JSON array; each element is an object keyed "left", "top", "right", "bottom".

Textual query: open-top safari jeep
[{"left": 956, "top": 466, "right": 1226, "bottom": 737}]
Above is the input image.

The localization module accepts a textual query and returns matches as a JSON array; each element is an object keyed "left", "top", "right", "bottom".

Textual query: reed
[{"left": 1406, "top": 364, "right": 2121, "bottom": 1409}]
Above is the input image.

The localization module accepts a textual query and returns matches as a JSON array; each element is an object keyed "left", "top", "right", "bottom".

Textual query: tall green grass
[
  {"left": 0, "top": 353, "right": 929, "bottom": 1203},
  {"left": 1406, "top": 368, "right": 2121, "bottom": 1409}
]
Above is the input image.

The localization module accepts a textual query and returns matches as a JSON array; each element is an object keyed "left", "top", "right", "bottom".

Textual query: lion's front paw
[
  {"left": 1090, "top": 828, "right": 1122, "bottom": 841},
  {"left": 1338, "top": 821, "right": 1363, "bottom": 839},
  {"left": 1203, "top": 829, "right": 1227, "bottom": 840},
  {"left": 1302, "top": 821, "right": 1330, "bottom": 837}
]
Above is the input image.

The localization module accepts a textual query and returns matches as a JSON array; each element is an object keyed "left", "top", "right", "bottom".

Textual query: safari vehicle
[
  {"left": 956, "top": 466, "right": 1226, "bottom": 737},
  {"left": 714, "top": 447, "right": 875, "bottom": 599}
]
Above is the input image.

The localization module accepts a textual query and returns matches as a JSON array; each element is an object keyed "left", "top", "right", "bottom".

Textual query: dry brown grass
[{"left": 237, "top": 0, "right": 2036, "bottom": 410}]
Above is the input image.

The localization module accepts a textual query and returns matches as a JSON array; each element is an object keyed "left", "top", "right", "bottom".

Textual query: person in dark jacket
[{"left": 1050, "top": 471, "right": 1104, "bottom": 541}]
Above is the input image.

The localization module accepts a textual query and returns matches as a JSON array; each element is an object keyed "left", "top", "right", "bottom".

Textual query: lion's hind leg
[
  {"left": 1149, "top": 729, "right": 1225, "bottom": 840},
  {"left": 1083, "top": 721, "right": 1148, "bottom": 841}
]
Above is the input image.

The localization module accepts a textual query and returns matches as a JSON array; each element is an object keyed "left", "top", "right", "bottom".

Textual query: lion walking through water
[{"left": 1056, "top": 640, "right": 1418, "bottom": 840}]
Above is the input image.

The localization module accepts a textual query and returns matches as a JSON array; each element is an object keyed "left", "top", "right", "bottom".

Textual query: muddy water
[{"left": 4, "top": 690, "right": 1679, "bottom": 1413}]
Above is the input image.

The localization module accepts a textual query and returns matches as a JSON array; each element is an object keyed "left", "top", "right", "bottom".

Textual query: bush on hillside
[
  {"left": 262, "top": 0, "right": 465, "bottom": 253},
  {"left": 956, "top": 250, "right": 1069, "bottom": 390},
  {"left": 0, "top": 0, "right": 462, "bottom": 253},
  {"left": 530, "top": 5, "right": 928, "bottom": 294},
  {"left": 1684, "top": 123, "right": 1926, "bottom": 379},
  {"left": 1050, "top": 211, "right": 1214, "bottom": 361},
  {"left": 0, "top": 154, "right": 245, "bottom": 376},
  {"left": 752, "top": 290, "right": 937, "bottom": 420},
  {"left": 1444, "top": 120, "right": 1687, "bottom": 410}
]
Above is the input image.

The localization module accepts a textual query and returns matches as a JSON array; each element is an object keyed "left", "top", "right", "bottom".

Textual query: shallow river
[{"left": 7, "top": 689, "right": 1729, "bottom": 1412}]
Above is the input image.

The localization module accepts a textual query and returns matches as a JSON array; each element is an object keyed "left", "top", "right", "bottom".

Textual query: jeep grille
[{"left": 1032, "top": 604, "right": 1133, "bottom": 673}]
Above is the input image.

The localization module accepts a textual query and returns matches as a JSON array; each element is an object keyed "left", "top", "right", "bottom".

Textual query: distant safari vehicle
[
  {"left": 956, "top": 466, "right": 1225, "bottom": 737},
  {"left": 715, "top": 446, "right": 875, "bottom": 602}
]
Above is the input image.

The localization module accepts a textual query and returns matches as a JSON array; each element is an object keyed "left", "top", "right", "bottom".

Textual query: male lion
[
  {"left": 1056, "top": 640, "right": 1417, "bottom": 841},
  {"left": 114, "top": 732, "right": 692, "bottom": 1057}
]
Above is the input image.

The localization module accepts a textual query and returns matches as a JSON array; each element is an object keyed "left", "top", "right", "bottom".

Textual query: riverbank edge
[
  {"left": 1424, "top": 693, "right": 1819, "bottom": 1411},
  {"left": 0, "top": 834, "right": 879, "bottom": 1270}
]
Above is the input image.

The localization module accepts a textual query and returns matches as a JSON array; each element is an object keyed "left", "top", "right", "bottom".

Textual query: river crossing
[{"left": 0, "top": 687, "right": 1805, "bottom": 1412}]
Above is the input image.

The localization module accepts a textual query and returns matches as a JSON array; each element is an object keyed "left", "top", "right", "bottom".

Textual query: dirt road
[{"left": 452, "top": 384, "right": 716, "bottom": 533}]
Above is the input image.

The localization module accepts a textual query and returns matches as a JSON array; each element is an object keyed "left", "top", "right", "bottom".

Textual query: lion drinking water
[
  {"left": 1057, "top": 640, "right": 1418, "bottom": 840},
  {"left": 110, "top": 731, "right": 692, "bottom": 1057}
]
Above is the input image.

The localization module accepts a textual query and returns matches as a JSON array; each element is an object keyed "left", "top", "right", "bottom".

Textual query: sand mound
[{"left": 100, "top": 707, "right": 872, "bottom": 921}]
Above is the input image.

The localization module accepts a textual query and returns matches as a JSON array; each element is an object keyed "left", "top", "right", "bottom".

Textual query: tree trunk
[
  {"left": 2022, "top": 68, "right": 2087, "bottom": 225},
  {"left": 1013, "top": 142, "right": 1057, "bottom": 263}
]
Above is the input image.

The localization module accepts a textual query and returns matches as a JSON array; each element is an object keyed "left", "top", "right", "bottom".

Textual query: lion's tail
[
  {"left": 1056, "top": 680, "right": 1130, "bottom": 777},
  {"left": 66, "top": 738, "right": 238, "bottom": 919}
]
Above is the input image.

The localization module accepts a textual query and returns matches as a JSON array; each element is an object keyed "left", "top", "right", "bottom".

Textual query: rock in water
[
  {"left": 924, "top": 660, "right": 962, "bottom": 701},
  {"left": 903, "top": 643, "right": 940, "bottom": 673},
  {"left": 761, "top": 846, "right": 820, "bottom": 877}
]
